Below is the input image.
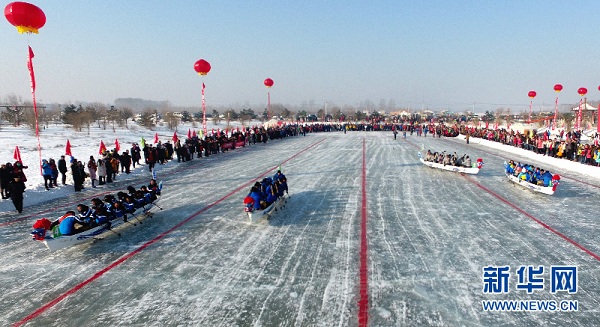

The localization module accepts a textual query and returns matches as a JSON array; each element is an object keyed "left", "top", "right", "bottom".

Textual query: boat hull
[
  {"left": 41, "top": 203, "right": 157, "bottom": 251},
  {"left": 506, "top": 173, "right": 556, "bottom": 195},
  {"left": 246, "top": 195, "right": 287, "bottom": 223},
  {"left": 419, "top": 158, "right": 481, "bottom": 174}
]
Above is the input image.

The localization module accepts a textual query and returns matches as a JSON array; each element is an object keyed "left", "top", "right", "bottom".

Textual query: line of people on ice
[
  {"left": 244, "top": 170, "right": 288, "bottom": 212},
  {"left": 31, "top": 179, "right": 161, "bottom": 239},
  {"left": 504, "top": 160, "right": 556, "bottom": 187},
  {"left": 423, "top": 150, "right": 473, "bottom": 167}
]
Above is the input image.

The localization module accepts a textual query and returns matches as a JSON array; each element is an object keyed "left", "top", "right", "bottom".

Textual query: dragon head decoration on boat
[
  {"left": 551, "top": 175, "right": 561, "bottom": 191},
  {"left": 31, "top": 218, "right": 52, "bottom": 240}
]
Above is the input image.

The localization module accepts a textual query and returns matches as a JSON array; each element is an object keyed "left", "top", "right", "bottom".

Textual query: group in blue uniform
[
  {"left": 35, "top": 180, "right": 162, "bottom": 237},
  {"left": 244, "top": 170, "right": 288, "bottom": 212},
  {"left": 504, "top": 160, "right": 554, "bottom": 187}
]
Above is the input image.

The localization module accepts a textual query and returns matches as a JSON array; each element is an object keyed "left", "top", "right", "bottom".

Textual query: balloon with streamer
[
  {"left": 264, "top": 78, "right": 274, "bottom": 120},
  {"left": 194, "top": 59, "right": 211, "bottom": 136},
  {"left": 527, "top": 90, "right": 536, "bottom": 123},
  {"left": 4, "top": 2, "right": 46, "bottom": 34},
  {"left": 552, "top": 84, "right": 562, "bottom": 130},
  {"left": 5, "top": 1, "right": 46, "bottom": 175}
]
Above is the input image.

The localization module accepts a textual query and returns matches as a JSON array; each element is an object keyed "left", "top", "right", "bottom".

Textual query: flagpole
[
  {"left": 202, "top": 82, "right": 207, "bottom": 136},
  {"left": 553, "top": 97, "right": 558, "bottom": 131},
  {"left": 27, "top": 46, "right": 43, "bottom": 175},
  {"left": 576, "top": 99, "right": 582, "bottom": 131}
]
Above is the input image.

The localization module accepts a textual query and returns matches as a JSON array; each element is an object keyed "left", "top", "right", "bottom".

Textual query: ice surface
[{"left": 0, "top": 125, "right": 599, "bottom": 326}]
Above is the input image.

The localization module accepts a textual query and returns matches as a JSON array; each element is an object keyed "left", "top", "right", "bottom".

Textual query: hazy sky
[{"left": 2, "top": 1, "right": 600, "bottom": 113}]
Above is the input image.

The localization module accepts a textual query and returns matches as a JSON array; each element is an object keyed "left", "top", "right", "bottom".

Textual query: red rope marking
[
  {"left": 13, "top": 138, "right": 325, "bottom": 327},
  {"left": 463, "top": 175, "right": 600, "bottom": 262},
  {"left": 358, "top": 138, "right": 369, "bottom": 326}
]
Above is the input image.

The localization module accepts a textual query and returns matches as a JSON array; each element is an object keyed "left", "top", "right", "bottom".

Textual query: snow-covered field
[{"left": 0, "top": 123, "right": 599, "bottom": 326}]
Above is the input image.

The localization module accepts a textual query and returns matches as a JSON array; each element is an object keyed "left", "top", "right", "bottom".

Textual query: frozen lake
[{"left": 1, "top": 131, "right": 599, "bottom": 326}]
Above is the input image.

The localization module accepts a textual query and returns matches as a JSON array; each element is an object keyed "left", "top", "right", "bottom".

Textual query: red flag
[
  {"left": 65, "top": 140, "right": 72, "bottom": 156},
  {"left": 115, "top": 139, "right": 120, "bottom": 152},
  {"left": 13, "top": 146, "right": 22, "bottom": 162},
  {"left": 485, "top": 121, "right": 489, "bottom": 129},
  {"left": 27, "top": 46, "right": 36, "bottom": 92},
  {"left": 172, "top": 131, "right": 178, "bottom": 143},
  {"left": 99, "top": 141, "right": 107, "bottom": 155},
  {"left": 187, "top": 129, "right": 191, "bottom": 139},
  {"left": 192, "top": 130, "right": 197, "bottom": 137},
  {"left": 202, "top": 82, "right": 205, "bottom": 91},
  {"left": 154, "top": 132, "right": 159, "bottom": 144}
]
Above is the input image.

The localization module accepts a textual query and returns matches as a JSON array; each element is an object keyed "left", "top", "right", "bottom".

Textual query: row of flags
[{"left": 11, "top": 126, "right": 255, "bottom": 166}]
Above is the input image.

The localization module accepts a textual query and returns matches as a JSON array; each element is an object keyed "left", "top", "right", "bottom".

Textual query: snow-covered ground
[{"left": 0, "top": 124, "right": 599, "bottom": 326}]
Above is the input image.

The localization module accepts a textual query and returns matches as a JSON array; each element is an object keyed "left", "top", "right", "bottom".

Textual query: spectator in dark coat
[
  {"left": 71, "top": 158, "right": 83, "bottom": 192},
  {"left": 0, "top": 163, "right": 12, "bottom": 199},
  {"left": 120, "top": 151, "right": 132, "bottom": 174},
  {"left": 8, "top": 175, "right": 26, "bottom": 213},
  {"left": 58, "top": 155, "right": 68, "bottom": 185}
]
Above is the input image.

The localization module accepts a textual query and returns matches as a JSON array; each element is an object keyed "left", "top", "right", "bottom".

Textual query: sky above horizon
[{"left": 2, "top": 1, "right": 600, "bottom": 113}]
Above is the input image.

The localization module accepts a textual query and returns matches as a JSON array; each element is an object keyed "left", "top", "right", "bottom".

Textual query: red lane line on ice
[
  {"left": 358, "top": 138, "right": 369, "bottom": 327},
  {"left": 0, "top": 191, "right": 113, "bottom": 227},
  {"left": 13, "top": 138, "right": 326, "bottom": 327},
  {"left": 463, "top": 175, "right": 600, "bottom": 262}
]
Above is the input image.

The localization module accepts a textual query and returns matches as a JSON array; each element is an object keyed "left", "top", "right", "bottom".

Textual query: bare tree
[
  {"left": 495, "top": 107, "right": 505, "bottom": 125},
  {"left": 120, "top": 107, "right": 133, "bottom": 128},
  {"left": 137, "top": 109, "right": 156, "bottom": 129},
  {"left": 163, "top": 111, "right": 179, "bottom": 131},
  {"left": 212, "top": 109, "right": 221, "bottom": 125},
  {"left": 504, "top": 108, "right": 513, "bottom": 127}
]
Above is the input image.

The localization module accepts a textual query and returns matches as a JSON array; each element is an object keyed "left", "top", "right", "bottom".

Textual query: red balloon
[
  {"left": 4, "top": 2, "right": 46, "bottom": 34},
  {"left": 553, "top": 84, "right": 563, "bottom": 92},
  {"left": 528, "top": 90, "right": 536, "bottom": 98},
  {"left": 578, "top": 87, "right": 587, "bottom": 96},
  {"left": 194, "top": 59, "right": 211, "bottom": 76},
  {"left": 264, "top": 78, "right": 274, "bottom": 88}
]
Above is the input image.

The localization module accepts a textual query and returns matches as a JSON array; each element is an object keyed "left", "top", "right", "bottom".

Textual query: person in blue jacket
[
  {"left": 541, "top": 170, "right": 553, "bottom": 187},
  {"left": 249, "top": 186, "right": 262, "bottom": 210},
  {"left": 273, "top": 170, "right": 286, "bottom": 183},
  {"left": 41, "top": 159, "right": 54, "bottom": 190},
  {"left": 76, "top": 204, "right": 95, "bottom": 225},
  {"left": 57, "top": 211, "right": 84, "bottom": 236},
  {"left": 266, "top": 185, "right": 278, "bottom": 205}
]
